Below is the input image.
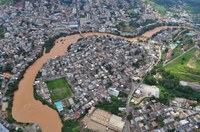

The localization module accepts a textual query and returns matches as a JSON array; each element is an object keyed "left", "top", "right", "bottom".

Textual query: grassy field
[
  {"left": 165, "top": 48, "right": 200, "bottom": 82},
  {"left": 146, "top": 0, "right": 167, "bottom": 15},
  {"left": 146, "top": 0, "right": 200, "bottom": 14},
  {"left": 0, "top": 0, "right": 12, "bottom": 4},
  {"left": 46, "top": 78, "right": 73, "bottom": 102}
]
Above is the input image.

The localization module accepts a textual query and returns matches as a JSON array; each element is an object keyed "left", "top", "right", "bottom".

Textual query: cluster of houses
[
  {"left": 130, "top": 99, "right": 200, "bottom": 132},
  {"left": 0, "top": 0, "right": 198, "bottom": 131},
  {"left": 37, "top": 36, "right": 157, "bottom": 119},
  {"left": 0, "top": 0, "right": 193, "bottom": 89},
  {"left": 151, "top": 28, "right": 200, "bottom": 62}
]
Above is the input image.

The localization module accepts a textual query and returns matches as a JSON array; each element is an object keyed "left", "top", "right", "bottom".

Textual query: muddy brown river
[{"left": 12, "top": 26, "right": 186, "bottom": 132}]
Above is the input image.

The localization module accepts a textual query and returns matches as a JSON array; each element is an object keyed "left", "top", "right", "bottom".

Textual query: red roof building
[{"left": 166, "top": 50, "right": 172, "bottom": 60}]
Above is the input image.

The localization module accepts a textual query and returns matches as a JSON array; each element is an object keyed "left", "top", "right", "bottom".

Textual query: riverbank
[
  {"left": 12, "top": 26, "right": 189, "bottom": 132},
  {"left": 44, "top": 26, "right": 189, "bottom": 54}
]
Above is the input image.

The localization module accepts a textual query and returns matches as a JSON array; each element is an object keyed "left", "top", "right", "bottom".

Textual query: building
[
  {"left": 107, "top": 88, "right": 119, "bottom": 97},
  {"left": 108, "top": 115, "right": 125, "bottom": 132},
  {"left": 68, "top": 98, "right": 75, "bottom": 106},
  {"left": 166, "top": 50, "right": 172, "bottom": 59},
  {"left": 180, "top": 119, "right": 189, "bottom": 126},
  {"left": 55, "top": 102, "right": 63, "bottom": 112},
  {"left": 2, "top": 102, "right": 8, "bottom": 112},
  {"left": 0, "top": 123, "right": 9, "bottom": 132},
  {"left": 90, "top": 109, "right": 125, "bottom": 132}
]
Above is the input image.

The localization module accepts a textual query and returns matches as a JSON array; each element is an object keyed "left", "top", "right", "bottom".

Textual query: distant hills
[{"left": 147, "top": 0, "right": 200, "bottom": 14}]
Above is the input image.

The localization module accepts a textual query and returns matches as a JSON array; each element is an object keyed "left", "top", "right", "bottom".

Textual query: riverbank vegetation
[
  {"left": 5, "top": 52, "right": 43, "bottom": 124},
  {"left": 44, "top": 33, "right": 68, "bottom": 53},
  {"left": 33, "top": 85, "right": 56, "bottom": 110},
  {"left": 44, "top": 32, "right": 80, "bottom": 53},
  {"left": 46, "top": 78, "right": 73, "bottom": 102}
]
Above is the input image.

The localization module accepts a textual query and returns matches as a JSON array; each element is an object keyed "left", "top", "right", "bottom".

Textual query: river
[{"left": 12, "top": 26, "right": 186, "bottom": 132}]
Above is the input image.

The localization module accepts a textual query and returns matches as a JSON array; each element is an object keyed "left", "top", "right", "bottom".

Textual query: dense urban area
[{"left": 0, "top": 0, "right": 200, "bottom": 132}]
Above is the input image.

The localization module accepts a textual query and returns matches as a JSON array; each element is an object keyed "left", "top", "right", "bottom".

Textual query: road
[
  {"left": 154, "top": 45, "right": 162, "bottom": 67},
  {"left": 123, "top": 81, "right": 138, "bottom": 132},
  {"left": 124, "top": 79, "right": 145, "bottom": 132},
  {"left": 122, "top": 28, "right": 195, "bottom": 132},
  {"left": 173, "top": 29, "right": 188, "bottom": 41}
]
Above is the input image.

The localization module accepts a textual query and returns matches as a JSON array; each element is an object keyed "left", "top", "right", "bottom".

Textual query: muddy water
[{"left": 12, "top": 26, "right": 185, "bottom": 132}]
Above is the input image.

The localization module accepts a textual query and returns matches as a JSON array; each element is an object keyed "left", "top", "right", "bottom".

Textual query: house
[
  {"left": 179, "top": 119, "right": 189, "bottom": 126},
  {"left": 166, "top": 50, "right": 172, "bottom": 60},
  {"left": 182, "top": 44, "right": 189, "bottom": 51},
  {"left": 68, "top": 98, "right": 75, "bottom": 106},
  {"left": 107, "top": 88, "right": 119, "bottom": 97},
  {"left": 0, "top": 123, "right": 9, "bottom": 132}
]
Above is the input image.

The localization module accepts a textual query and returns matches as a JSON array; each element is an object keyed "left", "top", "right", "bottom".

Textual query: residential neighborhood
[{"left": 0, "top": 0, "right": 199, "bottom": 132}]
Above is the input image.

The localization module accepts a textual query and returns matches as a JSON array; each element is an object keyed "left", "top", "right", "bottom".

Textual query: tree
[
  {"left": 127, "top": 114, "right": 133, "bottom": 121},
  {"left": 144, "top": 74, "right": 156, "bottom": 85},
  {"left": 182, "top": 57, "right": 186, "bottom": 61},
  {"left": 165, "top": 48, "right": 169, "bottom": 53},
  {"left": 4, "top": 63, "right": 13, "bottom": 73}
]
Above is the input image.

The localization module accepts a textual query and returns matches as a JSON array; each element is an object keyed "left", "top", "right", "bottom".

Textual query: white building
[
  {"left": 0, "top": 123, "right": 9, "bottom": 132},
  {"left": 107, "top": 88, "right": 119, "bottom": 97}
]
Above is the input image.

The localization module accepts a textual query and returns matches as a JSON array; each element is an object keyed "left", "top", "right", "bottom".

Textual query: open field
[
  {"left": 0, "top": 0, "right": 12, "bottom": 4},
  {"left": 46, "top": 78, "right": 73, "bottom": 101},
  {"left": 165, "top": 48, "right": 200, "bottom": 82},
  {"left": 146, "top": 0, "right": 167, "bottom": 15},
  {"left": 147, "top": 0, "right": 200, "bottom": 14}
]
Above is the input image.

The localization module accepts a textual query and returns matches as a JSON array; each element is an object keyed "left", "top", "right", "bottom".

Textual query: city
[{"left": 0, "top": 0, "right": 200, "bottom": 132}]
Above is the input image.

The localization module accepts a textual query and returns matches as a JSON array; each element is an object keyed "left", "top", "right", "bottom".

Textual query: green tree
[{"left": 127, "top": 114, "right": 133, "bottom": 121}]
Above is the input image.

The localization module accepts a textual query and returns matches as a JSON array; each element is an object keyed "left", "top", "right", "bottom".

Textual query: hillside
[
  {"left": 147, "top": 0, "right": 200, "bottom": 14},
  {"left": 165, "top": 48, "right": 200, "bottom": 82}
]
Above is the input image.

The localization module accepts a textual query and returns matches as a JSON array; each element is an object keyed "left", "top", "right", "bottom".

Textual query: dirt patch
[
  {"left": 187, "top": 58, "right": 196, "bottom": 69},
  {"left": 187, "top": 50, "right": 200, "bottom": 69}
]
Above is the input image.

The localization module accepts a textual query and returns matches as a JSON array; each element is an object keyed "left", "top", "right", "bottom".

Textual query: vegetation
[
  {"left": 144, "top": 68, "right": 200, "bottom": 104},
  {"left": 127, "top": 9, "right": 139, "bottom": 19},
  {"left": 3, "top": 63, "right": 13, "bottom": 73},
  {"left": 185, "top": 0, "right": 200, "bottom": 14},
  {"left": 118, "top": 91, "right": 128, "bottom": 98},
  {"left": 0, "top": 26, "right": 5, "bottom": 38},
  {"left": 60, "top": 0, "right": 73, "bottom": 5},
  {"left": 44, "top": 32, "right": 68, "bottom": 53},
  {"left": 146, "top": 0, "right": 167, "bottom": 15},
  {"left": 116, "top": 21, "right": 135, "bottom": 33},
  {"left": 46, "top": 78, "right": 73, "bottom": 102},
  {"left": 127, "top": 114, "right": 133, "bottom": 121},
  {"left": 4, "top": 51, "right": 43, "bottom": 124},
  {"left": 0, "top": 0, "right": 12, "bottom": 5},
  {"left": 62, "top": 120, "right": 80, "bottom": 132},
  {"left": 97, "top": 96, "right": 126, "bottom": 116},
  {"left": 147, "top": 0, "right": 200, "bottom": 14},
  {"left": 33, "top": 85, "right": 56, "bottom": 110},
  {"left": 165, "top": 48, "right": 200, "bottom": 82},
  {"left": 144, "top": 41, "right": 200, "bottom": 104},
  {"left": 155, "top": 116, "right": 165, "bottom": 126}
]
